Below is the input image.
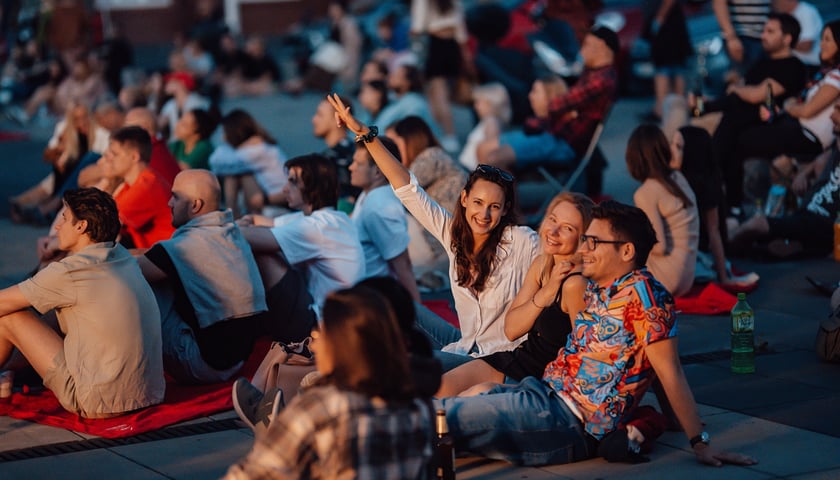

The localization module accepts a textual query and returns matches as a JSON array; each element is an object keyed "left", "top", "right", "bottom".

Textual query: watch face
[{"left": 701, "top": 432, "right": 710, "bottom": 443}]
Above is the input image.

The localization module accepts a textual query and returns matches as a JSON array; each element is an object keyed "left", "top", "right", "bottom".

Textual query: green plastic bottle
[{"left": 731, "top": 293, "right": 755, "bottom": 373}]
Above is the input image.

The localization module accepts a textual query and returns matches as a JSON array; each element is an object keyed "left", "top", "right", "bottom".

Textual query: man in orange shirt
[{"left": 99, "top": 126, "right": 175, "bottom": 249}]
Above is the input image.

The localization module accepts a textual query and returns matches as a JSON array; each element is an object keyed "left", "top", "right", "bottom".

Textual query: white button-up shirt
[{"left": 395, "top": 176, "right": 540, "bottom": 356}]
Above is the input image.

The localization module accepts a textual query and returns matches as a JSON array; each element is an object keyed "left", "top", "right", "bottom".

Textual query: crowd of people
[{"left": 2, "top": 0, "right": 840, "bottom": 476}]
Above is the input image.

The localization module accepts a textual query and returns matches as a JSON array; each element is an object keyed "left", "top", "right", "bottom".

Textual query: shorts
[
  {"left": 653, "top": 64, "right": 687, "bottom": 78},
  {"left": 425, "top": 35, "right": 462, "bottom": 79},
  {"left": 499, "top": 130, "right": 576, "bottom": 167},
  {"left": 43, "top": 350, "right": 81, "bottom": 415},
  {"left": 160, "top": 305, "right": 243, "bottom": 385}
]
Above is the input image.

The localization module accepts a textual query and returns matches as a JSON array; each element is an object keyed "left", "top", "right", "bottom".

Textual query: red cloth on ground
[
  {"left": 422, "top": 299, "right": 459, "bottom": 329},
  {"left": 114, "top": 167, "right": 175, "bottom": 249},
  {"left": 0, "top": 341, "right": 270, "bottom": 439},
  {"left": 674, "top": 282, "right": 738, "bottom": 315}
]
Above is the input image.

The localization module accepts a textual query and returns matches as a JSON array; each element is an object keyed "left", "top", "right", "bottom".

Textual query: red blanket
[
  {"left": 0, "top": 341, "right": 270, "bottom": 439},
  {"left": 674, "top": 283, "right": 738, "bottom": 315}
]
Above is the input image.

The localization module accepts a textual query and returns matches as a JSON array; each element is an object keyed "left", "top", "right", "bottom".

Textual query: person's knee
[{"left": 483, "top": 145, "right": 515, "bottom": 170}]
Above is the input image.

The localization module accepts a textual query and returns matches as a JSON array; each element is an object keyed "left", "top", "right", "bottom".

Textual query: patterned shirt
[
  {"left": 523, "top": 65, "right": 617, "bottom": 156},
  {"left": 542, "top": 268, "right": 677, "bottom": 439},
  {"left": 224, "top": 385, "right": 433, "bottom": 479}
]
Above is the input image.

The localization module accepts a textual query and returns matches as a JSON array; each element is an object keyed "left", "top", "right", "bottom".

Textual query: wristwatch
[
  {"left": 355, "top": 126, "right": 379, "bottom": 144},
  {"left": 689, "top": 431, "right": 710, "bottom": 448}
]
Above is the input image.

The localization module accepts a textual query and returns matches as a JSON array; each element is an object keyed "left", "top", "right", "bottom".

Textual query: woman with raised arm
[
  {"left": 436, "top": 192, "right": 592, "bottom": 397},
  {"left": 328, "top": 94, "right": 540, "bottom": 371}
]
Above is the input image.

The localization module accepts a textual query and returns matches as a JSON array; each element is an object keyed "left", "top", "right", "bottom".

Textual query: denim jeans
[
  {"left": 414, "top": 302, "right": 473, "bottom": 371},
  {"left": 436, "top": 377, "right": 596, "bottom": 466}
]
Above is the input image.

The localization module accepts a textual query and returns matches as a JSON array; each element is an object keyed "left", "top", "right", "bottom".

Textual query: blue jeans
[
  {"left": 436, "top": 377, "right": 596, "bottom": 466},
  {"left": 500, "top": 130, "right": 576, "bottom": 167},
  {"left": 414, "top": 301, "right": 474, "bottom": 371}
]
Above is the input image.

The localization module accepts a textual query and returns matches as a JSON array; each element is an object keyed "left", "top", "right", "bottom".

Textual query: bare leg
[
  {"left": 436, "top": 359, "right": 505, "bottom": 398},
  {"left": 253, "top": 253, "right": 289, "bottom": 292},
  {"left": 240, "top": 174, "right": 265, "bottom": 214},
  {"left": 0, "top": 310, "right": 63, "bottom": 377},
  {"left": 427, "top": 77, "right": 456, "bottom": 137},
  {"left": 653, "top": 73, "right": 669, "bottom": 118},
  {"left": 222, "top": 176, "right": 242, "bottom": 219}
]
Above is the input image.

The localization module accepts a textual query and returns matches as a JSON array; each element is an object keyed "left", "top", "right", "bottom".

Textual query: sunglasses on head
[{"left": 475, "top": 164, "right": 515, "bottom": 183}]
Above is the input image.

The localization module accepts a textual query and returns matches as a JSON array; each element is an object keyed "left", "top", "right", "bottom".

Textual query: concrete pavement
[{"left": 1, "top": 92, "right": 840, "bottom": 479}]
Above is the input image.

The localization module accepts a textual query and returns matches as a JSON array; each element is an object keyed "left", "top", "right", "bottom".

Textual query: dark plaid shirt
[
  {"left": 524, "top": 65, "right": 617, "bottom": 155},
  {"left": 224, "top": 385, "right": 433, "bottom": 479}
]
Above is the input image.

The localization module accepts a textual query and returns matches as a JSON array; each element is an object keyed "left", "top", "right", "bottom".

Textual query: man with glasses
[
  {"left": 238, "top": 154, "right": 365, "bottom": 341},
  {"left": 437, "top": 201, "right": 757, "bottom": 468}
]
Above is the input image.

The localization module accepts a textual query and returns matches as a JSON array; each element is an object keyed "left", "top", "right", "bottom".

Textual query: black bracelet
[{"left": 354, "top": 126, "right": 379, "bottom": 143}]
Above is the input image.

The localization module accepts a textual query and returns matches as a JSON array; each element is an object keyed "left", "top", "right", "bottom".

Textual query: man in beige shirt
[{"left": 0, "top": 188, "right": 165, "bottom": 418}]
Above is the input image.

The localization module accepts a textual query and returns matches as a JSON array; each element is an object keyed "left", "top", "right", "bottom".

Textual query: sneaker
[{"left": 232, "top": 378, "right": 284, "bottom": 432}]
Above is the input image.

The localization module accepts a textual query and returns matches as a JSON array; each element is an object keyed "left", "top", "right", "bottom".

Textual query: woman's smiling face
[
  {"left": 541, "top": 201, "right": 583, "bottom": 256},
  {"left": 460, "top": 178, "right": 508, "bottom": 240}
]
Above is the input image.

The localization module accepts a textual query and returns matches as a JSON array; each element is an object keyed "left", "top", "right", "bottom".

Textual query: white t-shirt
[
  {"left": 459, "top": 117, "right": 492, "bottom": 171},
  {"left": 799, "top": 68, "right": 840, "bottom": 149},
  {"left": 271, "top": 208, "right": 365, "bottom": 307},
  {"left": 792, "top": 2, "right": 823, "bottom": 67},
  {"left": 394, "top": 175, "right": 541, "bottom": 356},
  {"left": 351, "top": 185, "right": 410, "bottom": 278},
  {"left": 209, "top": 142, "right": 289, "bottom": 196}
]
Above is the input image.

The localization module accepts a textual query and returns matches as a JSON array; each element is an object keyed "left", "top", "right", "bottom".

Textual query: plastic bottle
[
  {"left": 434, "top": 409, "right": 456, "bottom": 479},
  {"left": 731, "top": 293, "right": 755, "bottom": 374},
  {"left": 833, "top": 213, "right": 840, "bottom": 261},
  {"left": 764, "top": 184, "right": 787, "bottom": 218}
]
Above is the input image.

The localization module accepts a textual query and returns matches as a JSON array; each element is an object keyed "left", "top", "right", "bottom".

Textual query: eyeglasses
[
  {"left": 476, "top": 164, "right": 515, "bottom": 183},
  {"left": 580, "top": 234, "right": 627, "bottom": 250}
]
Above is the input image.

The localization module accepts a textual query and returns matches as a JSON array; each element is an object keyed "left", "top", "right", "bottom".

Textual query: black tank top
[{"left": 481, "top": 272, "right": 581, "bottom": 381}]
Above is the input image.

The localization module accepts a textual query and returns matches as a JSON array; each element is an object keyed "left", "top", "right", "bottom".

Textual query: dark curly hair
[{"left": 62, "top": 187, "right": 121, "bottom": 243}]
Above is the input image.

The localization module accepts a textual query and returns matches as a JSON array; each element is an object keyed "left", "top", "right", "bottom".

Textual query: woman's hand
[{"left": 327, "top": 94, "right": 365, "bottom": 136}]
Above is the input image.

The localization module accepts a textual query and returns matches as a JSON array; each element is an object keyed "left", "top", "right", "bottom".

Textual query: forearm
[
  {"left": 241, "top": 226, "right": 282, "bottom": 254},
  {"left": 365, "top": 135, "right": 411, "bottom": 188},
  {"left": 388, "top": 250, "right": 421, "bottom": 302}
]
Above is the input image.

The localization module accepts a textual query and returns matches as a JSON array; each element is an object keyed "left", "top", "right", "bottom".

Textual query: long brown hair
[
  {"left": 538, "top": 192, "right": 594, "bottom": 285},
  {"left": 626, "top": 124, "right": 693, "bottom": 208},
  {"left": 450, "top": 167, "right": 518, "bottom": 292},
  {"left": 391, "top": 115, "right": 440, "bottom": 167},
  {"left": 320, "top": 286, "right": 414, "bottom": 401}
]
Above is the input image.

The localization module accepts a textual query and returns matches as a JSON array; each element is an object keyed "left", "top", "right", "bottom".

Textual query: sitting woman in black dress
[{"left": 436, "top": 192, "right": 593, "bottom": 397}]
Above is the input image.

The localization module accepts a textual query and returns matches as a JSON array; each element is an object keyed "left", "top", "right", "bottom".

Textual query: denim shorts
[{"left": 500, "top": 130, "right": 576, "bottom": 167}]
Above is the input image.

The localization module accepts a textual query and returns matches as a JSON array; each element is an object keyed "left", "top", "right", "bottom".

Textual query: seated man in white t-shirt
[
  {"left": 349, "top": 136, "right": 420, "bottom": 301},
  {"left": 0, "top": 188, "right": 165, "bottom": 418},
  {"left": 239, "top": 154, "right": 365, "bottom": 335}
]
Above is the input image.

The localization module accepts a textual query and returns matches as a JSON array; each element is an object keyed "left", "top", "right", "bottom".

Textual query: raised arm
[{"left": 327, "top": 94, "right": 410, "bottom": 188}]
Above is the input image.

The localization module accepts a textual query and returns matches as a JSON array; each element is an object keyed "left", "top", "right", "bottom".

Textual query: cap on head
[
  {"left": 164, "top": 72, "right": 196, "bottom": 92},
  {"left": 590, "top": 26, "right": 620, "bottom": 56}
]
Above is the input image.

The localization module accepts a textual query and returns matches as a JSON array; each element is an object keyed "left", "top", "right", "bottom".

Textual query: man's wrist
[{"left": 689, "top": 431, "right": 710, "bottom": 448}]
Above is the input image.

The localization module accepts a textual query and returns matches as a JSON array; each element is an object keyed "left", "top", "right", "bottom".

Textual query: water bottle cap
[{"left": 737, "top": 293, "right": 746, "bottom": 300}]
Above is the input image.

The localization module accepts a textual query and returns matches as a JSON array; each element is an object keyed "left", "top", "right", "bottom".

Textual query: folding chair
[{"left": 517, "top": 119, "right": 608, "bottom": 226}]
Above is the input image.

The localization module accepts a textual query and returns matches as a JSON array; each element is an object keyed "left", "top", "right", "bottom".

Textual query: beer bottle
[{"left": 434, "top": 409, "right": 456, "bottom": 479}]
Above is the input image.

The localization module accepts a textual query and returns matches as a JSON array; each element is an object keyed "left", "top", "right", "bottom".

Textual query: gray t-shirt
[{"left": 18, "top": 242, "right": 165, "bottom": 415}]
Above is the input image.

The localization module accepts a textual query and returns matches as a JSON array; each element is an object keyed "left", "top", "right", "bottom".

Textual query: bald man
[
  {"left": 124, "top": 107, "right": 181, "bottom": 185},
  {"left": 137, "top": 169, "right": 267, "bottom": 384}
]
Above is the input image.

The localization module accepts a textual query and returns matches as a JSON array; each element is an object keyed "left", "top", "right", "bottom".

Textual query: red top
[
  {"left": 150, "top": 139, "right": 181, "bottom": 186},
  {"left": 115, "top": 167, "right": 175, "bottom": 249}
]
